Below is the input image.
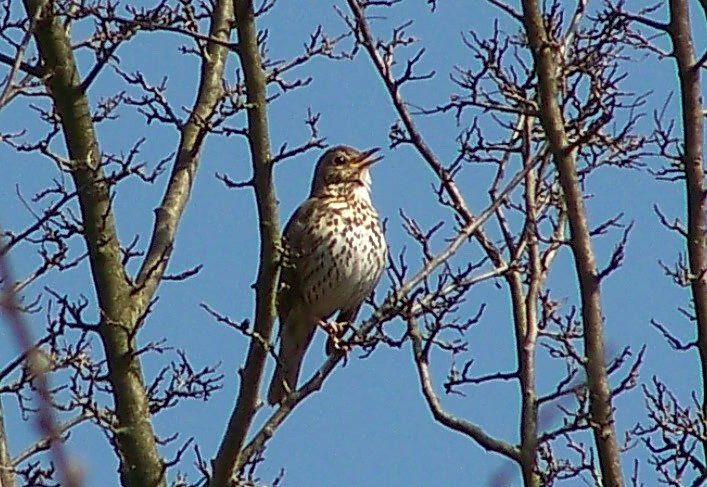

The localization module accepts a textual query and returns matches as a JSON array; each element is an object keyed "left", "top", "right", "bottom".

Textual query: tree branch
[
  {"left": 0, "top": 248, "right": 78, "bottom": 487},
  {"left": 0, "top": 398, "right": 16, "bottom": 487},
  {"left": 344, "top": 0, "right": 507, "bottom": 271},
  {"left": 133, "top": 0, "right": 235, "bottom": 313},
  {"left": 408, "top": 316, "right": 520, "bottom": 460},
  {"left": 667, "top": 0, "right": 707, "bottom": 462},
  {"left": 519, "top": 0, "right": 625, "bottom": 485},
  {"left": 209, "top": 0, "right": 280, "bottom": 484},
  {"left": 20, "top": 0, "right": 166, "bottom": 485}
]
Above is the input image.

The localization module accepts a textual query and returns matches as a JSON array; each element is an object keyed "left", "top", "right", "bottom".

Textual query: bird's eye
[{"left": 333, "top": 154, "right": 347, "bottom": 165}]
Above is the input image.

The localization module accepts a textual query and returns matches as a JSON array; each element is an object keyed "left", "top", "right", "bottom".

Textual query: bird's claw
[{"left": 319, "top": 320, "right": 353, "bottom": 362}]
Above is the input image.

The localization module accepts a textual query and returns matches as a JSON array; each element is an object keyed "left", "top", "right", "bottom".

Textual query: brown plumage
[{"left": 267, "top": 145, "right": 387, "bottom": 405}]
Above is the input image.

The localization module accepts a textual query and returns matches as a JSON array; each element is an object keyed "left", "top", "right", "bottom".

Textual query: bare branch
[{"left": 209, "top": 0, "right": 280, "bottom": 484}]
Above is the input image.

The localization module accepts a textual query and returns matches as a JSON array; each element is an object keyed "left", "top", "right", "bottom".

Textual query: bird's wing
[
  {"left": 277, "top": 197, "right": 319, "bottom": 323},
  {"left": 268, "top": 198, "right": 320, "bottom": 405}
]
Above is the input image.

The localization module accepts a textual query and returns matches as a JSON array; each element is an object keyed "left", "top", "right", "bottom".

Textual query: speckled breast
[{"left": 299, "top": 198, "right": 386, "bottom": 318}]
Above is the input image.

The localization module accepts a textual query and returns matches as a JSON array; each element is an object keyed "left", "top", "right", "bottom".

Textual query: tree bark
[
  {"left": 519, "top": 1, "right": 625, "bottom": 485},
  {"left": 209, "top": 0, "right": 280, "bottom": 485},
  {"left": 21, "top": 0, "right": 237, "bottom": 484},
  {"left": 0, "top": 399, "right": 15, "bottom": 487},
  {"left": 21, "top": 1, "right": 166, "bottom": 485},
  {"left": 668, "top": 0, "right": 707, "bottom": 460}
]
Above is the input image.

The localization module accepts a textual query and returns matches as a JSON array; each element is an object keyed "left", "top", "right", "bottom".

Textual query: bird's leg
[
  {"left": 318, "top": 319, "right": 352, "bottom": 362},
  {"left": 324, "top": 305, "right": 363, "bottom": 357}
]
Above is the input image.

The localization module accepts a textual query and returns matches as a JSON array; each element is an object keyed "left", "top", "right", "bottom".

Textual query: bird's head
[{"left": 310, "top": 145, "right": 382, "bottom": 197}]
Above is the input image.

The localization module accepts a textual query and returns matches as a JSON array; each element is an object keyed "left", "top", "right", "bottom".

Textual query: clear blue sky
[{"left": 1, "top": 1, "right": 704, "bottom": 486}]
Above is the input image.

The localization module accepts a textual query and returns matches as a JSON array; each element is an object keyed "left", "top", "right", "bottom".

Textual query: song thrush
[{"left": 267, "top": 145, "right": 387, "bottom": 405}]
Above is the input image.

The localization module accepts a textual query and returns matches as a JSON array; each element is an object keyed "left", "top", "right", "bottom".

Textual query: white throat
[{"left": 352, "top": 174, "right": 372, "bottom": 201}]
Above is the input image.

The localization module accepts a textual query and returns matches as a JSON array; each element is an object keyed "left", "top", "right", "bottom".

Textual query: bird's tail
[{"left": 267, "top": 308, "right": 317, "bottom": 405}]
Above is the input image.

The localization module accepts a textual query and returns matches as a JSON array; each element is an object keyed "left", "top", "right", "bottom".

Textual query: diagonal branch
[
  {"left": 12, "top": 413, "right": 91, "bottom": 466},
  {"left": 344, "top": 0, "right": 506, "bottom": 271},
  {"left": 133, "top": 1, "right": 235, "bottom": 316},
  {"left": 0, "top": 249, "right": 78, "bottom": 487},
  {"left": 0, "top": 52, "right": 42, "bottom": 77},
  {"left": 0, "top": 0, "right": 44, "bottom": 108}
]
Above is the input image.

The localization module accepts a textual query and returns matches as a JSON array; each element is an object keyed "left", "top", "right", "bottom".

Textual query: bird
[{"left": 267, "top": 145, "right": 387, "bottom": 405}]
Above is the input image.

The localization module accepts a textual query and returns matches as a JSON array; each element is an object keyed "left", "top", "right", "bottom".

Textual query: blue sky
[{"left": 1, "top": 0, "right": 705, "bottom": 486}]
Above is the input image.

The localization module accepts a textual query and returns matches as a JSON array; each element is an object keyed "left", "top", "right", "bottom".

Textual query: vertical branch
[
  {"left": 210, "top": 0, "right": 279, "bottom": 484},
  {"left": 0, "top": 398, "right": 15, "bottom": 487},
  {"left": 517, "top": 116, "right": 540, "bottom": 487},
  {"left": 19, "top": 1, "right": 166, "bottom": 486},
  {"left": 668, "top": 0, "right": 707, "bottom": 458},
  {"left": 508, "top": 269, "right": 538, "bottom": 486},
  {"left": 519, "top": 1, "right": 625, "bottom": 485}
]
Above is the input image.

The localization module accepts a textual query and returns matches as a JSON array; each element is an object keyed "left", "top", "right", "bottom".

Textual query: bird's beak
[{"left": 356, "top": 147, "right": 383, "bottom": 168}]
